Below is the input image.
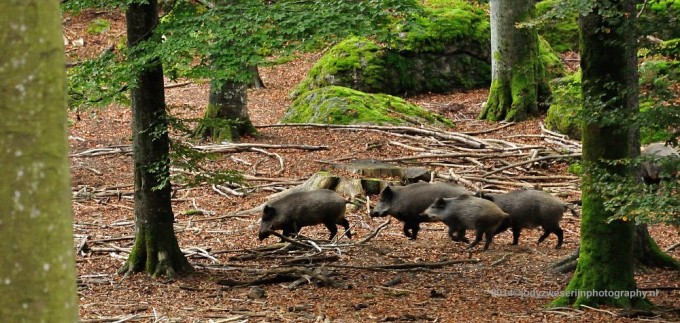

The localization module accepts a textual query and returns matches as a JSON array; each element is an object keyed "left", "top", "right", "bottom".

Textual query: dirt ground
[{"left": 65, "top": 10, "right": 680, "bottom": 323}]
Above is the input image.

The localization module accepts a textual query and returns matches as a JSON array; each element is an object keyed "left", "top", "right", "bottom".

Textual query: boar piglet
[
  {"left": 370, "top": 182, "right": 470, "bottom": 240},
  {"left": 479, "top": 189, "right": 579, "bottom": 249},
  {"left": 422, "top": 194, "right": 509, "bottom": 251},
  {"left": 258, "top": 189, "right": 351, "bottom": 241},
  {"left": 641, "top": 143, "right": 679, "bottom": 185}
]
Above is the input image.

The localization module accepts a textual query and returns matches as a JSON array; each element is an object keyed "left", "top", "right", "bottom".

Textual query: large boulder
[
  {"left": 544, "top": 72, "right": 581, "bottom": 140},
  {"left": 282, "top": 86, "right": 454, "bottom": 127},
  {"left": 290, "top": 1, "right": 492, "bottom": 99}
]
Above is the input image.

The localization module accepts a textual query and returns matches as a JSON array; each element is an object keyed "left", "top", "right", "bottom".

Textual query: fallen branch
[
  {"left": 665, "top": 242, "right": 680, "bottom": 252},
  {"left": 482, "top": 153, "right": 581, "bottom": 177},
  {"left": 320, "top": 258, "right": 480, "bottom": 271},
  {"left": 192, "top": 142, "right": 328, "bottom": 153},
  {"left": 356, "top": 219, "right": 391, "bottom": 245},
  {"left": 255, "top": 123, "right": 488, "bottom": 148}
]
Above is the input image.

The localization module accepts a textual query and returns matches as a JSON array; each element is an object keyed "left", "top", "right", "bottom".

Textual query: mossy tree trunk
[
  {"left": 479, "top": 0, "right": 547, "bottom": 122},
  {"left": 194, "top": 78, "right": 257, "bottom": 142},
  {"left": 0, "top": 1, "right": 79, "bottom": 321},
  {"left": 118, "top": 0, "right": 193, "bottom": 278},
  {"left": 634, "top": 224, "right": 680, "bottom": 269},
  {"left": 549, "top": 0, "right": 651, "bottom": 309}
]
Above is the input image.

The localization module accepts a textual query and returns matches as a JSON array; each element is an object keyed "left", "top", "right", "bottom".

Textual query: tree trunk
[
  {"left": 479, "top": 0, "right": 547, "bottom": 122},
  {"left": 0, "top": 1, "right": 79, "bottom": 321},
  {"left": 634, "top": 224, "right": 680, "bottom": 269},
  {"left": 549, "top": 0, "right": 651, "bottom": 309},
  {"left": 194, "top": 78, "right": 257, "bottom": 142},
  {"left": 248, "top": 65, "right": 266, "bottom": 89},
  {"left": 118, "top": 0, "right": 193, "bottom": 278}
]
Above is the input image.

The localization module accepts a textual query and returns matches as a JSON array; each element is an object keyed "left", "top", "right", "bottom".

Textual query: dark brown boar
[
  {"left": 479, "top": 189, "right": 579, "bottom": 249},
  {"left": 641, "top": 143, "right": 679, "bottom": 184},
  {"left": 258, "top": 189, "right": 351, "bottom": 241},
  {"left": 369, "top": 182, "right": 470, "bottom": 240},
  {"left": 422, "top": 194, "right": 509, "bottom": 251}
]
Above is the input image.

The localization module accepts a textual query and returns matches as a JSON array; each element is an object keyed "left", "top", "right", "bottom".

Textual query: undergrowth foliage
[{"left": 588, "top": 159, "right": 679, "bottom": 227}]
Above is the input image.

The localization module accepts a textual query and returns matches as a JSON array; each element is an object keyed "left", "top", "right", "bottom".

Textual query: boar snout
[
  {"left": 369, "top": 210, "right": 386, "bottom": 218},
  {"left": 258, "top": 229, "right": 272, "bottom": 241}
]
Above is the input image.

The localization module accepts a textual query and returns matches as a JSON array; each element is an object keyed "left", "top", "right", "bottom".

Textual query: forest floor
[{"left": 64, "top": 10, "right": 679, "bottom": 323}]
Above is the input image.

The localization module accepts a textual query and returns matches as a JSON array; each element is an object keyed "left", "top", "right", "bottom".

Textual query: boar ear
[
  {"left": 434, "top": 197, "right": 447, "bottom": 208},
  {"left": 263, "top": 205, "right": 276, "bottom": 220},
  {"left": 380, "top": 186, "right": 394, "bottom": 200}
]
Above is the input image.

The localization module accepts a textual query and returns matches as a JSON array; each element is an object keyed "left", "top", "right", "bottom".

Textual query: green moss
[
  {"left": 481, "top": 53, "right": 543, "bottom": 122},
  {"left": 538, "top": 36, "right": 567, "bottom": 79},
  {"left": 545, "top": 72, "right": 582, "bottom": 139},
  {"left": 390, "top": 3, "right": 490, "bottom": 53},
  {"left": 283, "top": 86, "right": 453, "bottom": 127},
  {"left": 548, "top": 193, "right": 653, "bottom": 309},
  {"left": 290, "top": 36, "right": 386, "bottom": 99},
  {"left": 291, "top": 1, "right": 492, "bottom": 99},
  {"left": 567, "top": 162, "right": 582, "bottom": 175},
  {"left": 656, "top": 38, "right": 679, "bottom": 59},
  {"left": 535, "top": 0, "right": 579, "bottom": 53}
]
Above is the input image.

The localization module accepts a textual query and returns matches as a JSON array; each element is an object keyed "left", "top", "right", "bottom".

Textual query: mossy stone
[{"left": 282, "top": 86, "right": 454, "bottom": 127}]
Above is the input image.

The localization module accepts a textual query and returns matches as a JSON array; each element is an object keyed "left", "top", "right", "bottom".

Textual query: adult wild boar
[
  {"left": 478, "top": 189, "right": 579, "bottom": 249},
  {"left": 258, "top": 189, "right": 351, "bottom": 241},
  {"left": 422, "top": 194, "right": 509, "bottom": 251},
  {"left": 370, "top": 182, "right": 470, "bottom": 240},
  {"left": 641, "top": 143, "right": 679, "bottom": 184}
]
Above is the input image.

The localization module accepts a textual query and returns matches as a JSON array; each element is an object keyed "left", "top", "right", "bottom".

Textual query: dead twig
[
  {"left": 482, "top": 153, "right": 581, "bottom": 177},
  {"left": 355, "top": 219, "right": 391, "bottom": 245}
]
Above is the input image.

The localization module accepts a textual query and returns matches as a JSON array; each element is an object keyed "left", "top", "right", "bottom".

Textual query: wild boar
[
  {"left": 370, "top": 182, "right": 470, "bottom": 240},
  {"left": 421, "top": 194, "right": 509, "bottom": 251},
  {"left": 258, "top": 189, "right": 351, "bottom": 241},
  {"left": 478, "top": 189, "right": 579, "bottom": 249},
  {"left": 641, "top": 143, "right": 679, "bottom": 184}
]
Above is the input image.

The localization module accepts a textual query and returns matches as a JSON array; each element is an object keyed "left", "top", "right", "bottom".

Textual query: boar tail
[{"left": 565, "top": 204, "right": 580, "bottom": 218}]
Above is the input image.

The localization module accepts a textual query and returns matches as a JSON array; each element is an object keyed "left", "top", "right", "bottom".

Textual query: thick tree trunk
[
  {"left": 479, "top": 0, "right": 546, "bottom": 122},
  {"left": 550, "top": 0, "right": 651, "bottom": 309},
  {"left": 194, "top": 78, "right": 257, "bottom": 142},
  {"left": 0, "top": 1, "right": 79, "bottom": 321},
  {"left": 634, "top": 224, "right": 680, "bottom": 269},
  {"left": 119, "top": 0, "right": 193, "bottom": 278},
  {"left": 248, "top": 65, "right": 266, "bottom": 89}
]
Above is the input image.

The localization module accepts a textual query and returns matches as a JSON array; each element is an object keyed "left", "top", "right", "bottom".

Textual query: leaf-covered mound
[
  {"left": 290, "top": 0, "right": 492, "bottom": 99},
  {"left": 282, "top": 86, "right": 454, "bottom": 127}
]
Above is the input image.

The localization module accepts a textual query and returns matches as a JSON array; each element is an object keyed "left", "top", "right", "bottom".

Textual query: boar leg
[
  {"left": 450, "top": 227, "right": 469, "bottom": 243},
  {"left": 537, "top": 226, "right": 563, "bottom": 249},
  {"left": 337, "top": 217, "right": 352, "bottom": 239},
  {"left": 511, "top": 226, "right": 523, "bottom": 245},
  {"left": 324, "top": 221, "right": 338, "bottom": 240},
  {"left": 282, "top": 222, "right": 299, "bottom": 238},
  {"left": 403, "top": 221, "right": 420, "bottom": 240},
  {"left": 466, "top": 230, "right": 484, "bottom": 250},
  {"left": 482, "top": 230, "right": 496, "bottom": 251}
]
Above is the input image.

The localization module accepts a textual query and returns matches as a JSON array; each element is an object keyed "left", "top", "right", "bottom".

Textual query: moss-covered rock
[
  {"left": 290, "top": 37, "right": 389, "bottom": 98},
  {"left": 290, "top": 1, "right": 492, "bottom": 99},
  {"left": 535, "top": 0, "right": 579, "bottom": 53},
  {"left": 539, "top": 35, "right": 567, "bottom": 79},
  {"left": 282, "top": 86, "right": 454, "bottom": 127},
  {"left": 544, "top": 72, "right": 582, "bottom": 139}
]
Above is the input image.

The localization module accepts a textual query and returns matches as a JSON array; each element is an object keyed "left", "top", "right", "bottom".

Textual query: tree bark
[
  {"left": 0, "top": 1, "right": 79, "bottom": 321},
  {"left": 549, "top": 0, "right": 651, "bottom": 309},
  {"left": 119, "top": 0, "right": 193, "bottom": 278},
  {"left": 479, "top": 0, "right": 547, "bottom": 122},
  {"left": 194, "top": 78, "right": 257, "bottom": 141}
]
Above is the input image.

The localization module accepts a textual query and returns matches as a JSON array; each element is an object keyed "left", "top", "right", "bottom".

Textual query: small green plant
[
  {"left": 567, "top": 162, "right": 582, "bottom": 175},
  {"left": 87, "top": 18, "right": 110, "bottom": 35}
]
